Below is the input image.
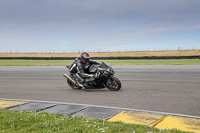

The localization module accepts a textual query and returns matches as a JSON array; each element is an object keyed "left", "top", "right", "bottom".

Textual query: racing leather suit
[{"left": 69, "top": 57, "right": 100, "bottom": 83}]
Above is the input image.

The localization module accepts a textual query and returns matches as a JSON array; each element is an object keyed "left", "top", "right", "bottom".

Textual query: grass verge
[
  {"left": 0, "top": 59, "right": 200, "bottom": 66},
  {"left": 0, "top": 50, "right": 200, "bottom": 57},
  {"left": 0, "top": 109, "right": 188, "bottom": 133}
]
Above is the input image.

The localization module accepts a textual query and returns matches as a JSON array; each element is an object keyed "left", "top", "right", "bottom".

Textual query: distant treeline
[{"left": 0, "top": 56, "right": 200, "bottom": 60}]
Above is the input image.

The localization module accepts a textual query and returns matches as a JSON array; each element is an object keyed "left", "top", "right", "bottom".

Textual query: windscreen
[
  {"left": 101, "top": 61, "right": 109, "bottom": 68},
  {"left": 101, "top": 62, "right": 115, "bottom": 74}
]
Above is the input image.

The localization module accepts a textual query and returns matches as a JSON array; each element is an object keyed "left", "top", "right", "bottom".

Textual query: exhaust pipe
[{"left": 63, "top": 73, "right": 77, "bottom": 85}]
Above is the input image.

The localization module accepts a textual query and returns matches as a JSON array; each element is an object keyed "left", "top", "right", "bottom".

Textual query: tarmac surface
[
  {"left": 1, "top": 65, "right": 200, "bottom": 132},
  {"left": 0, "top": 65, "right": 200, "bottom": 116}
]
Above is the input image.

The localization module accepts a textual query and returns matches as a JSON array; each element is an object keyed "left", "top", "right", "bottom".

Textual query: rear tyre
[
  {"left": 67, "top": 77, "right": 82, "bottom": 90},
  {"left": 105, "top": 77, "right": 121, "bottom": 91}
]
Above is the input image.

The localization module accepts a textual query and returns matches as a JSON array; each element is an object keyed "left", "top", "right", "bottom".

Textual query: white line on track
[{"left": 1, "top": 97, "right": 200, "bottom": 119}]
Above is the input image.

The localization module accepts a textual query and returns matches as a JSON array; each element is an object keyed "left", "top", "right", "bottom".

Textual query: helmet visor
[{"left": 83, "top": 58, "right": 89, "bottom": 63}]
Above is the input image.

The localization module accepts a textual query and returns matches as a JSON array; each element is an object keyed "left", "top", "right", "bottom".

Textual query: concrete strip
[
  {"left": 43, "top": 104, "right": 87, "bottom": 115},
  {"left": 0, "top": 100, "right": 28, "bottom": 109},
  {"left": 155, "top": 116, "right": 200, "bottom": 133},
  {"left": 1, "top": 98, "right": 200, "bottom": 133},
  {"left": 73, "top": 107, "right": 123, "bottom": 119},
  {"left": 8, "top": 102, "right": 56, "bottom": 112},
  {"left": 1, "top": 98, "right": 200, "bottom": 119},
  {"left": 108, "top": 111, "right": 165, "bottom": 126}
]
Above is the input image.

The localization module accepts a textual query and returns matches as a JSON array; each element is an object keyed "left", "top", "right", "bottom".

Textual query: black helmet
[{"left": 81, "top": 52, "right": 90, "bottom": 64}]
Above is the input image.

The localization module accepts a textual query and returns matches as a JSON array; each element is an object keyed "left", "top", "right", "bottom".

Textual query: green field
[
  {"left": 1, "top": 49, "right": 200, "bottom": 57},
  {"left": 0, "top": 109, "right": 187, "bottom": 133},
  {"left": 0, "top": 59, "right": 200, "bottom": 66}
]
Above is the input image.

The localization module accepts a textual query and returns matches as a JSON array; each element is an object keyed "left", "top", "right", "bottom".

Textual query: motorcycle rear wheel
[
  {"left": 105, "top": 77, "right": 121, "bottom": 91},
  {"left": 67, "top": 79, "right": 82, "bottom": 90}
]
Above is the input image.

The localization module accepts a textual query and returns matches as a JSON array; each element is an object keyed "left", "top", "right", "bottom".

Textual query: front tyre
[{"left": 105, "top": 77, "right": 121, "bottom": 91}]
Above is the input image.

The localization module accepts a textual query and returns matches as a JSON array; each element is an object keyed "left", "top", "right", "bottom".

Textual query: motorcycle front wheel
[{"left": 105, "top": 77, "right": 121, "bottom": 91}]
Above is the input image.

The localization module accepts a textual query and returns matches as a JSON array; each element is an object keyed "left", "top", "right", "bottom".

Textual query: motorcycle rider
[{"left": 69, "top": 52, "right": 100, "bottom": 87}]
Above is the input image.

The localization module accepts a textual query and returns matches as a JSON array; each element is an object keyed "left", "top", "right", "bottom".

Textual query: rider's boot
[{"left": 74, "top": 74, "right": 84, "bottom": 87}]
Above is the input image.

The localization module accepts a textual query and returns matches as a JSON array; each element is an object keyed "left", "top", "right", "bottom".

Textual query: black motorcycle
[{"left": 63, "top": 62, "right": 121, "bottom": 91}]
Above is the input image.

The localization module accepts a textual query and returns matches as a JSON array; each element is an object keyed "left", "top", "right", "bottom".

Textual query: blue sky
[{"left": 0, "top": 0, "right": 200, "bottom": 52}]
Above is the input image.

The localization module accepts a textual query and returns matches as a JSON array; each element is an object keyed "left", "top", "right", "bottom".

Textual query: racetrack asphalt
[{"left": 0, "top": 65, "right": 200, "bottom": 117}]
